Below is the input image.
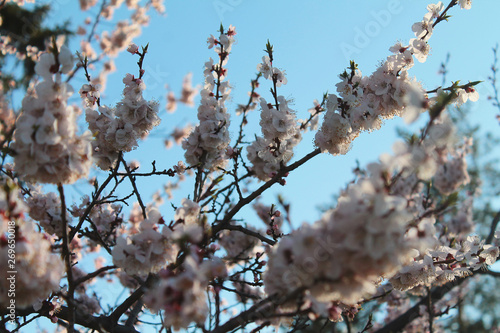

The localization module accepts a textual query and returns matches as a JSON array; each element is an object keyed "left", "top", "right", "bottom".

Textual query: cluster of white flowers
[
  {"left": 113, "top": 199, "right": 208, "bottom": 277},
  {"left": 263, "top": 109, "right": 477, "bottom": 313},
  {"left": 172, "top": 198, "right": 206, "bottom": 243},
  {"left": 391, "top": 235, "right": 499, "bottom": 292},
  {"left": 247, "top": 57, "right": 301, "bottom": 181},
  {"left": 112, "top": 207, "right": 175, "bottom": 276},
  {"left": 433, "top": 139, "right": 471, "bottom": 195},
  {"left": 218, "top": 222, "right": 261, "bottom": 261},
  {"left": 314, "top": 59, "right": 426, "bottom": 155},
  {"left": 0, "top": 179, "right": 64, "bottom": 309},
  {"left": 0, "top": 221, "right": 64, "bottom": 309},
  {"left": 264, "top": 175, "right": 419, "bottom": 307},
  {"left": 86, "top": 72, "right": 160, "bottom": 170},
  {"left": 144, "top": 254, "right": 227, "bottom": 330},
  {"left": 0, "top": 35, "right": 17, "bottom": 56},
  {"left": 71, "top": 196, "right": 123, "bottom": 245},
  {"left": 79, "top": 82, "right": 101, "bottom": 107},
  {"left": 315, "top": 2, "right": 475, "bottom": 156},
  {"left": 26, "top": 186, "right": 70, "bottom": 237},
  {"left": 447, "top": 196, "right": 475, "bottom": 237},
  {"left": 12, "top": 46, "right": 93, "bottom": 184},
  {"left": 183, "top": 26, "right": 236, "bottom": 171}
]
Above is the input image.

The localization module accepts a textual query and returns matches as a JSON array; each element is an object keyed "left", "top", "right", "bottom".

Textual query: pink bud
[{"left": 127, "top": 43, "right": 139, "bottom": 54}]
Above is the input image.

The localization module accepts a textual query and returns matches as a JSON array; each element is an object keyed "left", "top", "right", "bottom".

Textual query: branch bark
[{"left": 374, "top": 277, "right": 467, "bottom": 333}]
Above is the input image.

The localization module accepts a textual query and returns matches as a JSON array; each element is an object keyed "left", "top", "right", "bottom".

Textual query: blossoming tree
[{"left": 1, "top": 0, "right": 500, "bottom": 332}]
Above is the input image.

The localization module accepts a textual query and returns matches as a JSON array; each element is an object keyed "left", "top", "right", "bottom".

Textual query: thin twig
[
  {"left": 120, "top": 155, "right": 147, "bottom": 219},
  {"left": 69, "top": 153, "right": 122, "bottom": 242},
  {"left": 57, "top": 183, "right": 75, "bottom": 333},
  {"left": 486, "top": 210, "right": 500, "bottom": 244}
]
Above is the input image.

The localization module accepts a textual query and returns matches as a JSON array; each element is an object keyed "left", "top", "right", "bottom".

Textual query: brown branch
[
  {"left": 57, "top": 183, "right": 75, "bottom": 333},
  {"left": 476, "top": 269, "right": 500, "bottom": 278},
  {"left": 233, "top": 73, "right": 261, "bottom": 148},
  {"left": 374, "top": 277, "right": 467, "bottom": 333},
  {"left": 8, "top": 303, "right": 140, "bottom": 333},
  {"left": 120, "top": 156, "right": 147, "bottom": 219},
  {"left": 209, "top": 287, "right": 305, "bottom": 333},
  {"left": 432, "top": 0, "right": 458, "bottom": 28},
  {"left": 209, "top": 294, "right": 277, "bottom": 333},
  {"left": 214, "top": 148, "right": 321, "bottom": 232},
  {"left": 486, "top": 209, "right": 500, "bottom": 244},
  {"left": 88, "top": 0, "right": 108, "bottom": 43},
  {"left": 221, "top": 224, "right": 276, "bottom": 246},
  {"left": 69, "top": 153, "right": 122, "bottom": 242},
  {"left": 109, "top": 275, "right": 156, "bottom": 324},
  {"left": 74, "top": 265, "right": 117, "bottom": 287}
]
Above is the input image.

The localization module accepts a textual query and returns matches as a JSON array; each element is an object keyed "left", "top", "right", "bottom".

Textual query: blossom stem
[{"left": 120, "top": 155, "right": 147, "bottom": 219}]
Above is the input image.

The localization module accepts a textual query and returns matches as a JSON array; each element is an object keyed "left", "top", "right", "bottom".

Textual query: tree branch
[
  {"left": 374, "top": 277, "right": 467, "bottom": 333},
  {"left": 486, "top": 209, "right": 500, "bottom": 244},
  {"left": 214, "top": 148, "right": 321, "bottom": 233}
]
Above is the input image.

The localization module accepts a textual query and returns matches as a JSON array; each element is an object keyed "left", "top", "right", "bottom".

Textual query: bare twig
[
  {"left": 57, "top": 183, "right": 75, "bottom": 333},
  {"left": 486, "top": 210, "right": 500, "bottom": 244}
]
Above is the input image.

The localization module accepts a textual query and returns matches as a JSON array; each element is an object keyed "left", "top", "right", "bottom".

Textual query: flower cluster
[
  {"left": 99, "top": 20, "right": 141, "bottom": 57},
  {"left": 263, "top": 107, "right": 474, "bottom": 313},
  {"left": 218, "top": 222, "right": 261, "bottom": 262},
  {"left": 113, "top": 199, "right": 208, "bottom": 277},
  {"left": 12, "top": 46, "right": 92, "bottom": 184},
  {"left": 71, "top": 196, "right": 123, "bottom": 246},
  {"left": 314, "top": 58, "right": 426, "bottom": 155},
  {"left": 183, "top": 26, "right": 236, "bottom": 171},
  {"left": 314, "top": 2, "right": 476, "bottom": 156},
  {"left": 112, "top": 207, "right": 175, "bottom": 276},
  {"left": 390, "top": 235, "right": 499, "bottom": 292},
  {"left": 172, "top": 198, "right": 206, "bottom": 243},
  {"left": 247, "top": 57, "right": 301, "bottom": 181},
  {"left": 144, "top": 254, "right": 227, "bottom": 330},
  {"left": 86, "top": 72, "right": 161, "bottom": 170},
  {"left": 433, "top": 138, "right": 471, "bottom": 195},
  {"left": 264, "top": 175, "right": 419, "bottom": 307},
  {"left": 26, "top": 186, "right": 70, "bottom": 237},
  {"left": 0, "top": 179, "right": 64, "bottom": 309}
]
